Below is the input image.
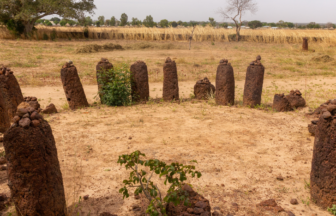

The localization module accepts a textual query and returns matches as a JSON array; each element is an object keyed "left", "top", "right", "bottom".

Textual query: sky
[{"left": 89, "top": 0, "right": 336, "bottom": 23}]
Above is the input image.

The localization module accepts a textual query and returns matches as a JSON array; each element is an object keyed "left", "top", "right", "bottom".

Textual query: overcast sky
[{"left": 90, "top": 0, "right": 335, "bottom": 23}]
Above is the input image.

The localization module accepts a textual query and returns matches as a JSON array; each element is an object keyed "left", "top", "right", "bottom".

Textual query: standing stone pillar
[
  {"left": 163, "top": 57, "right": 179, "bottom": 101},
  {"left": 243, "top": 56, "right": 265, "bottom": 107},
  {"left": 61, "top": 61, "right": 89, "bottom": 110},
  {"left": 4, "top": 106, "right": 66, "bottom": 215},
  {"left": 302, "top": 37, "right": 308, "bottom": 51},
  {"left": 215, "top": 59, "right": 235, "bottom": 105},
  {"left": 96, "top": 58, "right": 113, "bottom": 103},
  {"left": 311, "top": 106, "right": 336, "bottom": 209},
  {"left": 130, "top": 61, "right": 149, "bottom": 102},
  {"left": 0, "top": 66, "right": 23, "bottom": 133}
]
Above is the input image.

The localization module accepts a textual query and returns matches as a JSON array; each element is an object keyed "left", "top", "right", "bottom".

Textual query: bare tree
[{"left": 218, "top": 0, "right": 258, "bottom": 41}]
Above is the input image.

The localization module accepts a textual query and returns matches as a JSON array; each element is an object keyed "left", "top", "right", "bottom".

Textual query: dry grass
[
  {"left": 2, "top": 25, "right": 336, "bottom": 44},
  {"left": 0, "top": 39, "right": 335, "bottom": 89}
]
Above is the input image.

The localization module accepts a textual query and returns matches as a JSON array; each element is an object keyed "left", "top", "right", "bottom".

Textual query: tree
[
  {"left": 143, "top": 15, "right": 155, "bottom": 27},
  {"left": 111, "top": 16, "right": 116, "bottom": 26},
  {"left": 131, "top": 18, "right": 141, "bottom": 26},
  {"left": 326, "top": 22, "right": 334, "bottom": 28},
  {"left": 105, "top": 19, "right": 110, "bottom": 26},
  {"left": 0, "top": 0, "right": 96, "bottom": 36},
  {"left": 98, "top": 16, "right": 105, "bottom": 26},
  {"left": 50, "top": 17, "right": 61, "bottom": 23},
  {"left": 36, "top": 19, "right": 44, "bottom": 24},
  {"left": 95, "top": 20, "right": 101, "bottom": 27},
  {"left": 218, "top": 0, "right": 258, "bottom": 41},
  {"left": 60, "top": 20, "right": 67, "bottom": 26},
  {"left": 220, "top": 22, "right": 228, "bottom": 28},
  {"left": 248, "top": 20, "right": 262, "bottom": 29},
  {"left": 268, "top": 22, "right": 276, "bottom": 27},
  {"left": 276, "top": 20, "right": 287, "bottom": 28},
  {"left": 120, "top": 13, "right": 128, "bottom": 26},
  {"left": 286, "top": 22, "right": 294, "bottom": 28},
  {"left": 85, "top": 16, "right": 93, "bottom": 26},
  {"left": 209, "top": 17, "right": 216, "bottom": 27},
  {"left": 159, "top": 19, "right": 169, "bottom": 28},
  {"left": 307, "top": 22, "right": 320, "bottom": 29},
  {"left": 182, "top": 22, "right": 189, "bottom": 27},
  {"left": 171, "top": 21, "right": 178, "bottom": 27},
  {"left": 44, "top": 20, "right": 52, "bottom": 26},
  {"left": 177, "top": 20, "right": 183, "bottom": 26}
]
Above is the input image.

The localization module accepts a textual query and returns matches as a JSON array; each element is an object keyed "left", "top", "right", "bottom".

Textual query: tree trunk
[
  {"left": 236, "top": 27, "right": 240, "bottom": 42},
  {"left": 24, "top": 21, "right": 35, "bottom": 37}
]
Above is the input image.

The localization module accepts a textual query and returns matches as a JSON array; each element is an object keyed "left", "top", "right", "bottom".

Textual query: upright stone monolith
[
  {"left": 243, "top": 55, "right": 265, "bottom": 107},
  {"left": 96, "top": 58, "right": 113, "bottom": 103},
  {"left": 310, "top": 105, "right": 336, "bottom": 209},
  {"left": 130, "top": 61, "right": 149, "bottom": 102},
  {"left": 4, "top": 105, "right": 66, "bottom": 215},
  {"left": 302, "top": 37, "right": 308, "bottom": 51},
  {"left": 0, "top": 66, "right": 23, "bottom": 133},
  {"left": 61, "top": 61, "right": 89, "bottom": 110},
  {"left": 215, "top": 59, "right": 235, "bottom": 105},
  {"left": 194, "top": 77, "right": 215, "bottom": 100},
  {"left": 163, "top": 57, "right": 179, "bottom": 101}
]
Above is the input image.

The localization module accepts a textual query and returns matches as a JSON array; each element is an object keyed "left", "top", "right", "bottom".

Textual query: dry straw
[{"left": 1, "top": 25, "right": 336, "bottom": 44}]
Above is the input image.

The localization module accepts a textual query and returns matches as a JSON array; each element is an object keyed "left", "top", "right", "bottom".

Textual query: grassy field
[{"left": 0, "top": 38, "right": 336, "bottom": 215}]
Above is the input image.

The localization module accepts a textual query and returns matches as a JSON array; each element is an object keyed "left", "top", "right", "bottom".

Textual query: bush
[
  {"left": 50, "top": 29, "right": 57, "bottom": 41},
  {"left": 328, "top": 205, "right": 336, "bottom": 215},
  {"left": 4, "top": 19, "right": 25, "bottom": 37},
  {"left": 43, "top": 33, "right": 49, "bottom": 40},
  {"left": 118, "top": 150, "right": 202, "bottom": 216},
  {"left": 98, "top": 64, "right": 132, "bottom": 106}
]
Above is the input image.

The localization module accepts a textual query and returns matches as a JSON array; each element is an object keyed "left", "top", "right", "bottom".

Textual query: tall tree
[
  {"left": 171, "top": 21, "right": 177, "bottom": 27},
  {"left": 0, "top": 0, "right": 96, "bottom": 36},
  {"left": 110, "top": 16, "right": 116, "bottom": 26},
  {"left": 218, "top": 0, "right": 258, "bottom": 41},
  {"left": 98, "top": 16, "right": 105, "bottom": 26},
  {"left": 131, "top": 18, "right": 141, "bottom": 26},
  {"left": 105, "top": 19, "right": 110, "bottom": 26},
  {"left": 143, "top": 15, "right": 155, "bottom": 27},
  {"left": 248, "top": 20, "right": 262, "bottom": 29},
  {"left": 160, "top": 19, "right": 169, "bottom": 28},
  {"left": 120, "top": 13, "right": 128, "bottom": 26},
  {"left": 209, "top": 17, "right": 216, "bottom": 27}
]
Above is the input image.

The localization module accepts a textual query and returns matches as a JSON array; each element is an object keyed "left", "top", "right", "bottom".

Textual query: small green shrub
[
  {"left": 98, "top": 64, "right": 132, "bottom": 106},
  {"left": 328, "top": 205, "right": 336, "bottom": 215},
  {"left": 118, "top": 150, "right": 202, "bottom": 216},
  {"left": 43, "top": 33, "right": 49, "bottom": 40},
  {"left": 50, "top": 29, "right": 57, "bottom": 41}
]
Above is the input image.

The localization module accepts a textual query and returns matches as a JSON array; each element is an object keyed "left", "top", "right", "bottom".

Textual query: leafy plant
[
  {"left": 98, "top": 64, "right": 132, "bottom": 106},
  {"left": 42, "top": 33, "right": 49, "bottom": 40},
  {"left": 328, "top": 205, "right": 336, "bottom": 215},
  {"left": 117, "top": 150, "right": 202, "bottom": 216}
]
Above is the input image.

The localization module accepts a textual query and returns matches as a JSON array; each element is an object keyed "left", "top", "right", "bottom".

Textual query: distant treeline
[{"left": 37, "top": 15, "right": 336, "bottom": 30}]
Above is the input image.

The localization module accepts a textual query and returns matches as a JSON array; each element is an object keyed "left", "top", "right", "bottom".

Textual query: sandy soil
[{"left": 1, "top": 77, "right": 333, "bottom": 216}]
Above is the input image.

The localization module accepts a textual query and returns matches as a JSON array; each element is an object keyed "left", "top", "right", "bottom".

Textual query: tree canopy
[
  {"left": 209, "top": 17, "right": 216, "bottom": 27},
  {"left": 120, "top": 13, "right": 128, "bottom": 26},
  {"left": 248, "top": 20, "right": 262, "bottom": 29},
  {"left": 110, "top": 16, "right": 116, "bottom": 26},
  {"left": 160, "top": 19, "right": 168, "bottom": 28},
  {"left": 0, "top": 0, "right": 96, "bottom": 35},
  {"left": 143, "top": 15, "right": 155, "bottom": 27}
]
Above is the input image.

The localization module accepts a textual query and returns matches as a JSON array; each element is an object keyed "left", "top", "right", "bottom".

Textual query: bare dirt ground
[{"left": 0, "top": 39, "right": 336, "bottom": 216}]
